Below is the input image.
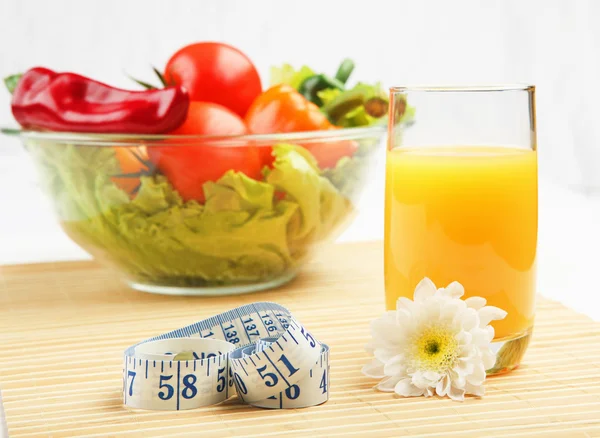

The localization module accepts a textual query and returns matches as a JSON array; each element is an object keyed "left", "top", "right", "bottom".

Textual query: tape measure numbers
[
  {"left": 123, "top": 302, "right": 330, "bottom": 410},
  {"left": 246, "top": 338, "right": 330, "bottom": 409}
]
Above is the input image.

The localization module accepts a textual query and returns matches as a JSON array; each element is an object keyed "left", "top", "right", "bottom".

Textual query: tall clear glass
[{"left": 385, "top": 85, "right": 537, "bottom": 374}]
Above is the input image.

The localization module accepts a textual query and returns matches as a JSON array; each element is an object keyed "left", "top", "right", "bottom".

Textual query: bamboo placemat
[{"left": 1, "top": 241, "right": 600, "bottom": 437}]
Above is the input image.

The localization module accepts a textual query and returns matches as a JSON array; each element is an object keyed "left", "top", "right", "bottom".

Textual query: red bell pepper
[{"left": 10, "top": 67, "right": 189, "bottom": 134}]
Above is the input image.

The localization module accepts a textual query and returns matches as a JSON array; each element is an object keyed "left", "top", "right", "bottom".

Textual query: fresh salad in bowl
[{"left": 3, "top": 41, "right": 413, "bottom": 295}]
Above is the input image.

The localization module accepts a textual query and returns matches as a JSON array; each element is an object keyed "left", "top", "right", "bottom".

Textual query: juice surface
[{"left": 384, "top": 146, "right": 537, "bottom": 340}]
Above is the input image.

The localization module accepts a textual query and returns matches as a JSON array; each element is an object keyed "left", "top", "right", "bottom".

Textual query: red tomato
[
  {"left": 164, "top": 42, "right": 262, "bottom": 118},
  {"left": 148, "top": 102, "right": 262, "bottom": 203}
]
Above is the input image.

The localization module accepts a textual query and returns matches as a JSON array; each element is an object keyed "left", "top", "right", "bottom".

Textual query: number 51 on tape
[{"left": 123, "top": 302, "right": 330, "bottom": 410}]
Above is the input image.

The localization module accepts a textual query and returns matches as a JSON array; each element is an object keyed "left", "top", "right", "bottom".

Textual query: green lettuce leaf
[
  {"left": 270, "top": 64, "right": 315, "bottom": 89},
  {"left": 4, "top": 73, "right": 23, "bottom": 94},
  {"left": 25, "top": 141, "right": 353, "bottom": 287},
  {"left": 323, "top": 156, "right": 366, "bottom": 200},
  {"left": 317, "top": 88, "right": 341, "bottom": 107},
  {"left": 266, "top": 144, "right": 352, "bottom": 243}
]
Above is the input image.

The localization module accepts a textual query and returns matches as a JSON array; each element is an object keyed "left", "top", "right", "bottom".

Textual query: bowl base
[{"left": 127, "top": 271, "right": 297, "bottom": 296}]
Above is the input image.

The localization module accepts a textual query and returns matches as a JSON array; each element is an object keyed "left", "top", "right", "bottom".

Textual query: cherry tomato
[
  {"left": 164, "top": 42, "right": 262, "bottom": 118},
  {"left": 112, "top": 146, "right": 150, "bottom": 196},
  {"left": 148, "top": 101, "right": 262, "bottom": 203},
  {"left": 245, "top": 84, "right": 357, "bottom": 169},
  {"left": 245, "top": 84, "right": 333, "bottom": 133}
]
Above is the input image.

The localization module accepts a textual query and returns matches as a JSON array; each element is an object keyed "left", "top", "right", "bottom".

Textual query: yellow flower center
[{"left": 412, "top": 325, "right": 459, "bottom": 372}]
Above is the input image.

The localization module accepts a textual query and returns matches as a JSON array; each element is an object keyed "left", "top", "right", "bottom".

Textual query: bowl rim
[{"left": 1, "top": 125, "right": 387, "bottom": 147}]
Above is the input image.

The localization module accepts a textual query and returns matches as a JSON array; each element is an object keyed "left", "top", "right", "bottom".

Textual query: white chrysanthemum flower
[{"left": 362, "top": 278, "right": 507, "bottom": 401}]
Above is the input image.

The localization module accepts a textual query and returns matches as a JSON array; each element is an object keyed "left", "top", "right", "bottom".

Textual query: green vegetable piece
[
  {"left": 319, "top": 82, "right": 389, "bottom": 127},
  {"left": 269, "top": 64, "right": 315, "bottom": 89},
  {"left": 152, "top": 65, "right": 168, "bottom": 87},
  {"left": 126, "top": 67, "right": 169, "bottom": 90},
  {"left": 4, "top": 73, "right": 23, "bottom": 94},
  {"left": 334, "top": 59, "right": 355, "bottom": 85},
  {"left": 126, "top": 73, "right": 157, "bottom": 90},
  {"left": 298, "top": 74, "right": 345, "bottom": 106},
  {"left": 0, "top": 128, "right": 20, "bottom": 135},
  {"left": 203, "top": 171, "right": 274, "bottom": 213}
]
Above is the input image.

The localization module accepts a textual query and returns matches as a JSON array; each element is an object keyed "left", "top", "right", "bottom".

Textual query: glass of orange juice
[{"left": 385, "top": 85, "right": 537, "bottom": 375}]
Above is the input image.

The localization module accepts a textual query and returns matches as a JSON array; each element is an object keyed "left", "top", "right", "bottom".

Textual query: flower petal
[
  {"left": 482, "top": 350, "right": 497, "bottom": 370},
  {"left": 465, "top": 382, "right": 485, "bottom": 397},
  {"left": 465, "top": 296, "right": 487, "bottom": 310},
  {"left": 370, "top": 313, "right": 403, "bottom": 348},
  {"left": 396, "top": 297, "right": 416, "bottom": 313},
  {"left": 448, "top": 385, "right": 466, "bottom": 401},
  {"left": 442, "top": 281, "right": 465, "bottom": 299},
  {"left": 412, "top": 370, "right": 441, "bottom": 389},
  {"left": 371, "top": 312, "right": 396, "bottom": 335},
  {"left": 395, "top": 378, "right": 426, "bottom": 397},
  {"left": 457, "top": 307, "right": 479, "bottom": 331},
  {"left": 413, "top": 277, "right": 437, "bottom": 302},
  {"left": 383, "top": 354, "right": 405, "bottom": 376},
  {"left": 377, "top": 375, "right": 402, "bottom": 392},
  {"left": 396, "top": 308, "right": 412, "bottom": 322},
  {"left": 452, "top": 371, "right": 466, "bottom": 389},
  {"left": 374, "top": 348, "right": 397, "bottom": 364},
  {"left": 470, "top": 328, "right": 491, "bottom": 347},
  {"left": 456, "top": 357, "right": 475, "bottom": 376},
  {"left": 418, "top": 299, "right": 441, "bottom": 324},
  {"left": 440, "top": 299, "right": 462, "bottom": 323},
  {"left": 362, "top": 358, "right": 386, "bottom": 379},
  {"left": 436, "top": 375, "right": 451, "bottom": 397},
  {"left": 456, "top": 330, "right": 473, "bottom": 346},
  {"left": 423, "top": 370, "right": 441, "bottom": 383},
  {"left": 467, "top": 362, "right": 486, "bottom": 386},
  {"left": 478, "top": 306, "right": 508, "bottom": 327}
]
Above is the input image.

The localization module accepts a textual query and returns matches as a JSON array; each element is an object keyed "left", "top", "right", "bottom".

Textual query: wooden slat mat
[{"left": 1, "top": 241, "right": 600, "bottom": 437}]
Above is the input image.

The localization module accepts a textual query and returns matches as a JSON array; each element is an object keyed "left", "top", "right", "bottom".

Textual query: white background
[{"left": 0, "top": 0, "right": 599, "bottom": 320}]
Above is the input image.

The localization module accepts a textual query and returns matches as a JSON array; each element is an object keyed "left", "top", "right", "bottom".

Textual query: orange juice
[{"left": 384, "top": 146, "right": 537, "bottom": 340}]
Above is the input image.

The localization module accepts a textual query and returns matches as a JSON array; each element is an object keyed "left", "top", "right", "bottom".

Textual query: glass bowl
[{"left": 3, "top": 126, "right": 386, "bottom": 295}]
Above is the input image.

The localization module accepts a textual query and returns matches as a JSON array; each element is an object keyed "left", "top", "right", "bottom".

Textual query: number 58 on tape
[{"left": 123, "top": 302, "right": 330, "bottom": 410}]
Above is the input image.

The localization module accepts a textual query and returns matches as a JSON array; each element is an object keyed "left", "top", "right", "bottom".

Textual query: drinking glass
[{"left": 385, "top": 85, "right": 537, "bottom": 374}]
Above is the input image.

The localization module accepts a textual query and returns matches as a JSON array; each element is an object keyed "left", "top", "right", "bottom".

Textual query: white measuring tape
[{"left": 123, "top": 302, "right": 329, "bottom": 410}]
